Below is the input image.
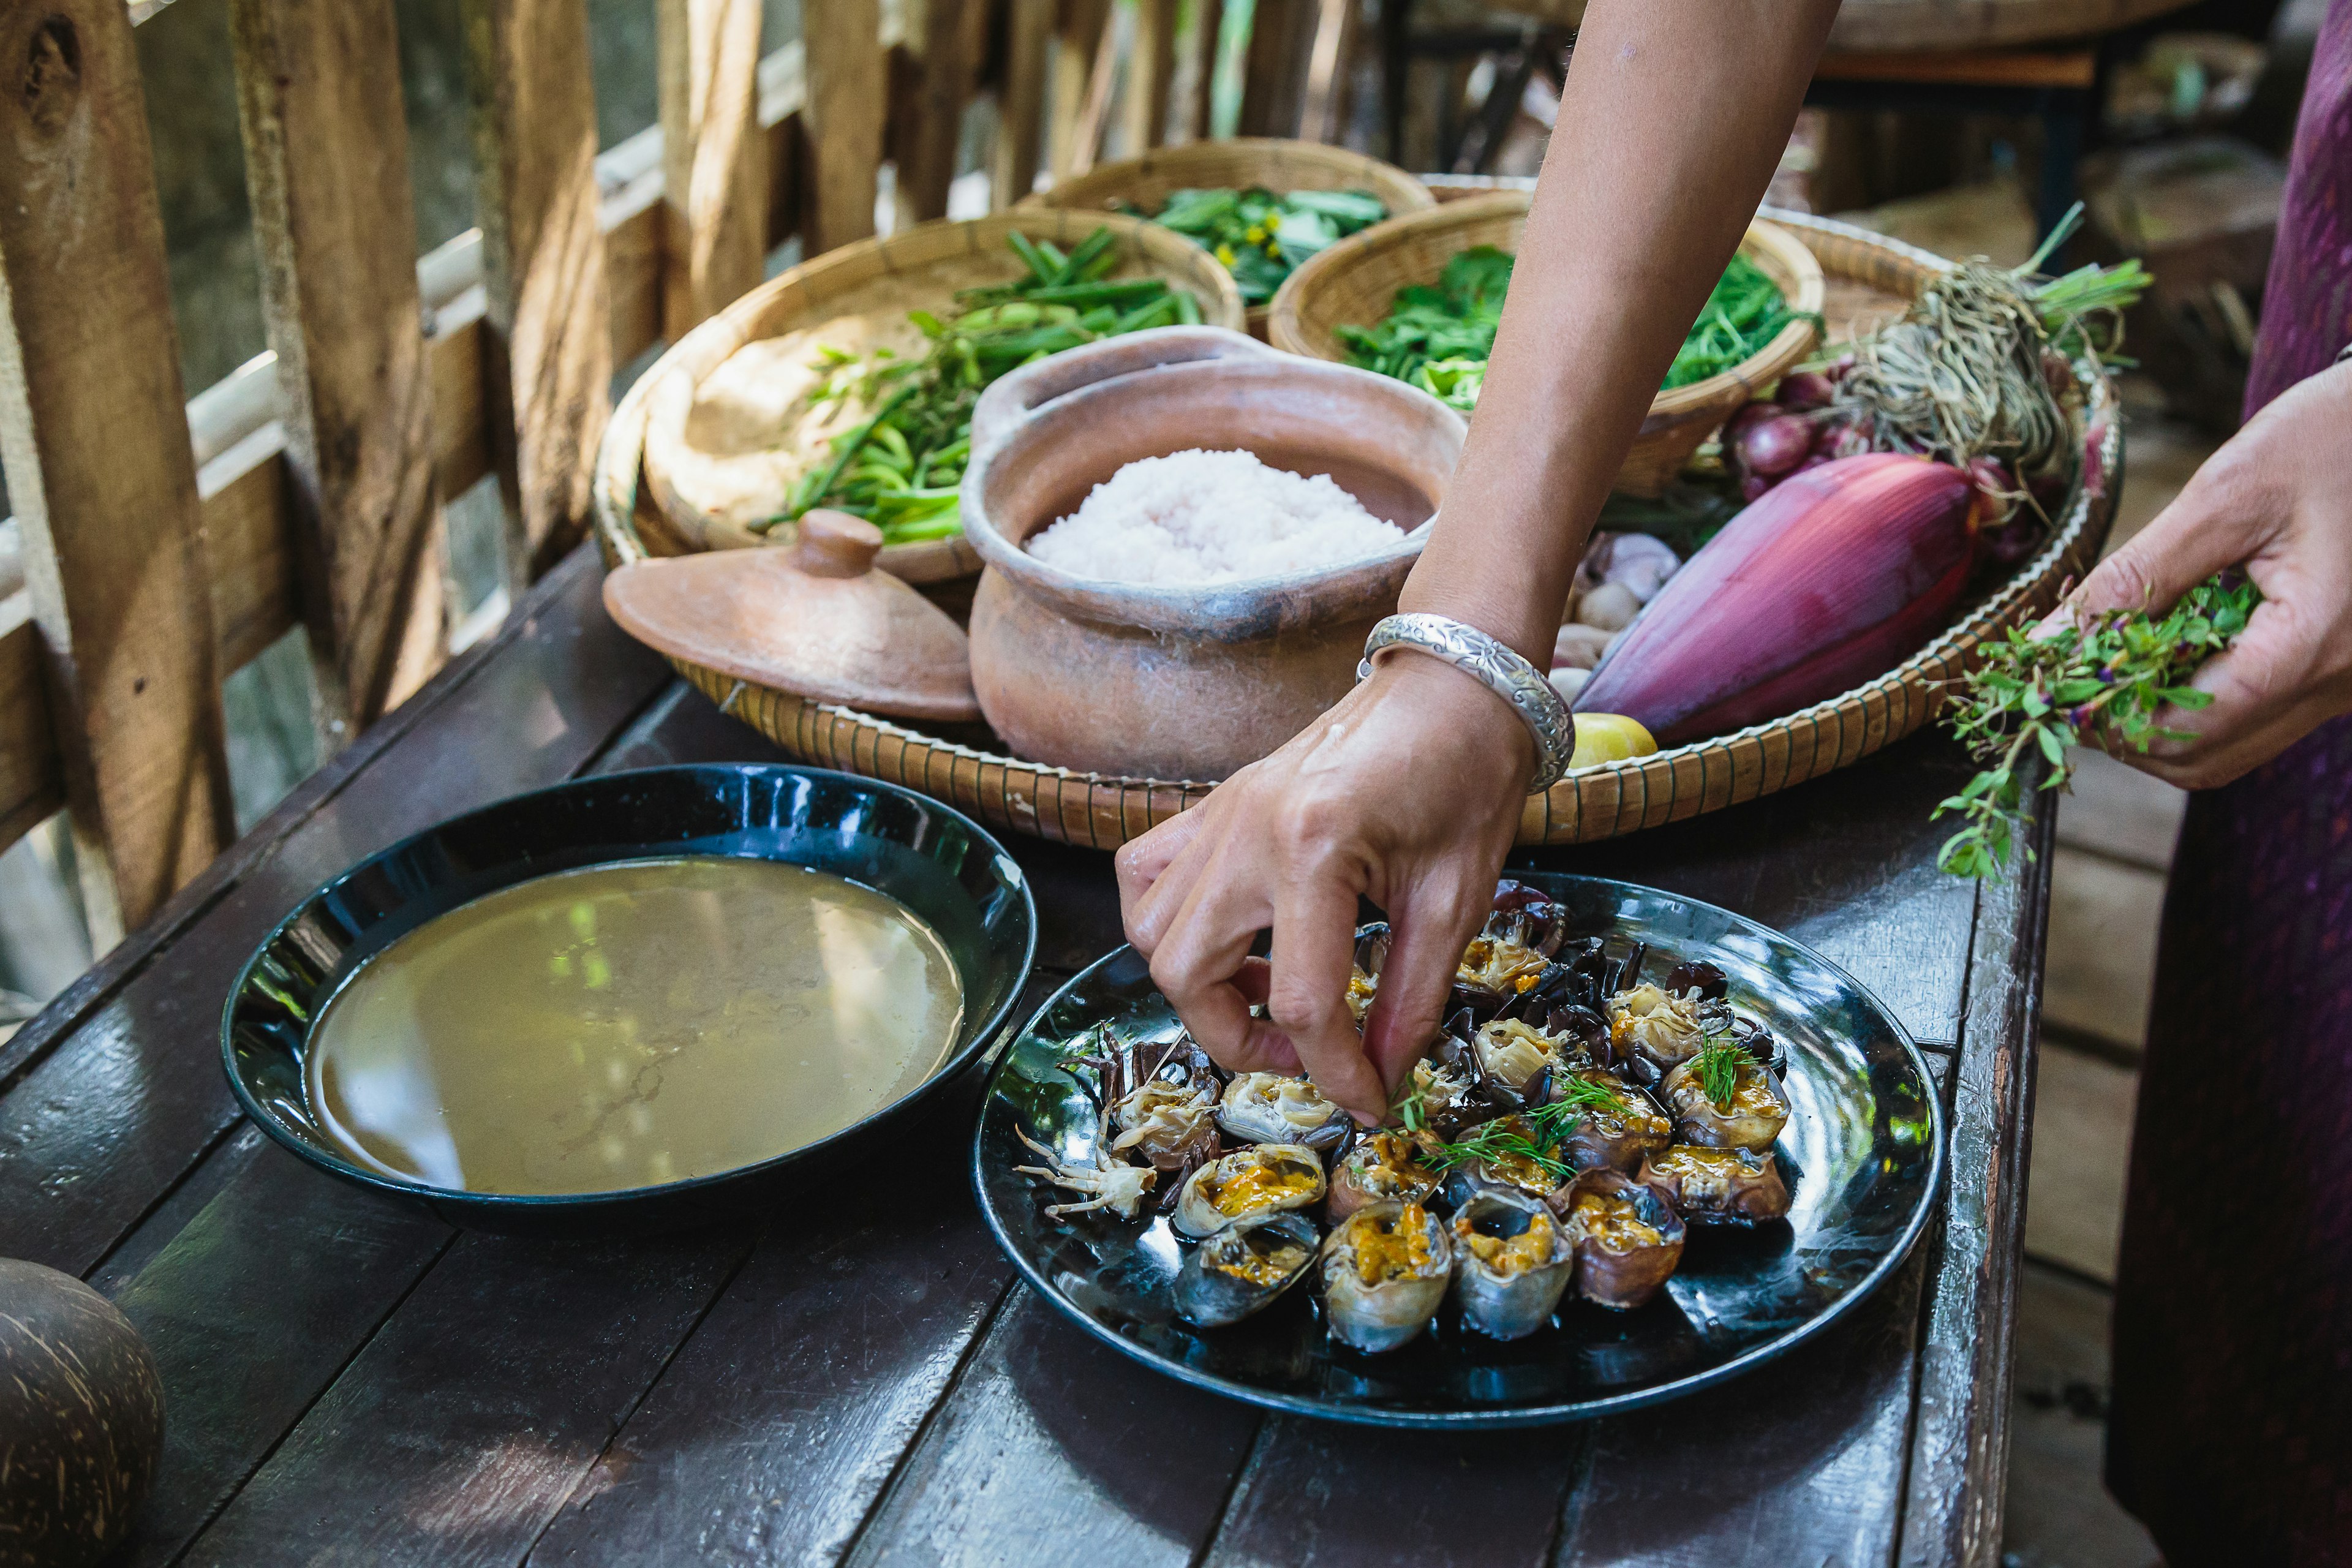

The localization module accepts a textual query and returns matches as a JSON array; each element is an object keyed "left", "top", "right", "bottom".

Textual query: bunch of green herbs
[
  {"left": 1338, "top": 247, "right": 1802, "bottom": 412},
  {"left": 1142, "top": 186, "right": 1389, "bottom": 304},
  {"left": 760, "top": 225, "right": 1200, "bottom": 544},
  {"left": 1935, "top": 571, "right": 2258, "bottom": 879}
]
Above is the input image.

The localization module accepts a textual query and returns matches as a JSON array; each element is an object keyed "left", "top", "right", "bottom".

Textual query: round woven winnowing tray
[{"left": 592, "top": 208, "right": 2119, "bottom": 851}]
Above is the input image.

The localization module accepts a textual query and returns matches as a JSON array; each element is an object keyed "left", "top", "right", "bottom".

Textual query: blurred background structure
[{"left": 0, "top": 1, "right": 2334, "bottom": 1559}]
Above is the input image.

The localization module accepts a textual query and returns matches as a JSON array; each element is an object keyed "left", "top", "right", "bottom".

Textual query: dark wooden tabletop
[{"left": 0, "top": 547, "right": 2051, "bottom": 1568}]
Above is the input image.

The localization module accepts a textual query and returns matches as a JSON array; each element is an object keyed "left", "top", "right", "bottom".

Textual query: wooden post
[
  {"left": 0, "top": 3, "right": 233, "bottom": 942},
  {"left": 1189, "top": 0, "right": 1225, "bottom": 141},
  {"left": 994, "top": 0, "right": 1054, "bottom": 205},
  {"left": 230, "top": 0, "right": 445, "bottom": 741},
  {"left": 1124, "top": 0, "right": 1178, "bottom": 154},
  {"left": 801, "top": 0, "right": 884, "bottom": 254},
  {"left": 463, "top": 0, "right": 614, "bottom": 584},
  {"left": 1239, "top": 0, "right": 1317, "bottom": 138},
  {"left": 1068, "top": 7, "right": 1120, "bottom": 177},
  {"left": 1047, "top": 0, "right": 1109, "bottom": 183},
  {"left": 897, "top": 0, "right": 986, "bottom": 224},
  {"left": 1298, "top": 0, "right": 1355, "bottom": 144},
  {"left": 658, "top": 0, "right": 766, "bottom": 337}
]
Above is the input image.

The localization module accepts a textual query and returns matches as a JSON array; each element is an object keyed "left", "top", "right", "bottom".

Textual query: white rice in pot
[{"left": 1023, "top": 448, "right": 1407, "bottom": 586}]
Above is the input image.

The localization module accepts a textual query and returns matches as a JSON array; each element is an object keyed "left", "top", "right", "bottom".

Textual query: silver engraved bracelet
[{"left": 1358, "top": 612, "right": 1577, "bottom": 792}]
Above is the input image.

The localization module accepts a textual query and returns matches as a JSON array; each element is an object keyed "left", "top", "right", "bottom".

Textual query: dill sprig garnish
[
  {"left": 1691, "top": 1022, "right": 1745, "bottom": 1110},
  {"left": 1423, "top": 1121, "right": 1574, "bottom": 1182},
  {"left": 1935, "top": 572, "right": 2260, "bottom": 879},
  {"left": 1391, "top": 1067, "right": 1630, "bottom": 1180}
]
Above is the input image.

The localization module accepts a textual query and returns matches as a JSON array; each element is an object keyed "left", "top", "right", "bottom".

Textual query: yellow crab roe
[
  {"left": 1458, "top": 937, "right": 1546, "bottom": 993},
  {"left": 1213, "top": 1239, "right": 1312, "bottom": 1286},
  {"left": 1457, "top": 1210, "right": 1563, "bottom": 1273},
  {"left": 1208, "top": 1158, "right": 1320, "bottom": 1216},
  {"left": 1570, "top": 1188, "right": 1664, "bottom": 1251},
  {"left": 1349, "top": 1203, "right": 1439, "bottom": 1284},
  {"left": 1654, "top": 1146, "right": 1747, "bottom": 1177}
]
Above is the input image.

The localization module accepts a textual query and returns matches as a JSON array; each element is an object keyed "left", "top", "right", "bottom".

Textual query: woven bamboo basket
[
  {"left": 636, "top": 210, "right": 1244, "bottom": 586},
  {"left": 1023, "top": 138, "right": 1436, "bottom": 338},
  {"left": 1267, "top": 190, "right": 1826, "bottom": 497},
  {"left": 592, "top": 210, "right": 2118, "bottom": 853}
]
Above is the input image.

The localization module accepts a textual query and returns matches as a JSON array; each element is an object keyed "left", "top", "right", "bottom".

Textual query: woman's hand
[
  {"left": 1115, "top": 655, "right": 1532, "bottom": 1120},
  {"left": 2062, "top": 361, "right": 2352, "bottom": 788}
]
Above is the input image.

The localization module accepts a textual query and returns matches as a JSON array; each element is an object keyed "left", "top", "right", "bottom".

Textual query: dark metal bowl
[
  {"left": 972, "top": 872, "right": 1942, "bottom": 1427},
  {"left": 224, "top": 764, "right": 1035, "bottom": 1234}
]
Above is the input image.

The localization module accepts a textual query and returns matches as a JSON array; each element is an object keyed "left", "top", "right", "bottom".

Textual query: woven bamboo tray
[
  {"left": 636, "top": 210, "right": 1244, "bottom": 586},
  {"left": 1267, "top": 190, "right": 1826, "bottom": 497},
  {"left": 1023, "top": 138, "right": 1436, "bottom": 338},
  {"left": 592, "top": 209, "right": 2117, "bottom": 853}
]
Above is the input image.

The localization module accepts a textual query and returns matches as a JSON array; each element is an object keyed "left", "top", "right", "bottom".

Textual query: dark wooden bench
[{"left": 0, "top": 545, "right": 2046, "bottom": 1567}]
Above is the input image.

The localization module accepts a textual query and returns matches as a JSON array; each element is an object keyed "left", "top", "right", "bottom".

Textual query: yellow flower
[
  {"left": 1243, "top": 224, "right": 1265, "bottom": 244},
  {"left": 1214, "top": 243, "right": 1236, "bottom": 267},
  {"left": 1262, "top": 212, "right": 1281, "bottom": 232}
]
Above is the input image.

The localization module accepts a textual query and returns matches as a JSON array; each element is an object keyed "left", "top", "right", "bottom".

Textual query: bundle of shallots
[{"left": 1719, "top": 209, "right": 2142, "bottom": 563}]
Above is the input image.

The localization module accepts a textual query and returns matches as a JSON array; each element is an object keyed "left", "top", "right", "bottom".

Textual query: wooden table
[{"left": 0, "top": 548, "right": 2051, "bottom": 1567}]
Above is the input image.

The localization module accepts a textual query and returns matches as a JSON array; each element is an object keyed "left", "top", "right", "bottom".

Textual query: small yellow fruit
[{"left": 1568, "top": 714, "right": 1657, "bottom": 769}]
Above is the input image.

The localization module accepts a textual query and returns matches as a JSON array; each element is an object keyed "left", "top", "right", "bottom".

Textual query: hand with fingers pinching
[
  {"left": 1112, "top": 0, "right": 1843, "bottom": 1126},
  {"left": 1114, "top": 654, "right": 1534, "bottom": 1121},
  {"left": 2059, "top": 359, "right": 2352, "bottom": 789}
]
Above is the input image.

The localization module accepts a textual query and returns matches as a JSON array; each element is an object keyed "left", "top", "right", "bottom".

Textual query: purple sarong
[{"left": 2105, "top": 4, "right": 2352, "bottom": 1561}]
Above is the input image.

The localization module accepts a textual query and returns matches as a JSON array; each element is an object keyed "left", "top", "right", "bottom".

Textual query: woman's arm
[{"left": 1117, "top": 0, "right": 1842, "bottom": 1119}]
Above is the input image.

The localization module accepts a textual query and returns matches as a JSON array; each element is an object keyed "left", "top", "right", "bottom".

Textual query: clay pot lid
[{"left": 603, "top": 510, "right": 981, "bottom": 724}]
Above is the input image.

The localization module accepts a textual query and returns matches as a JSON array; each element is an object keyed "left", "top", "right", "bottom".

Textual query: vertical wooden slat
[
  {"left": 462, "top": 0, "right": 614, "bottom": 583},
  {"left": 1238, "top": 0, "right": 1316, "bottom": 137},
  {"left": 1189, "top": 0, "right": 1226, "bottom": 140},
  {"left": 1298, "top": 0, "right": 1354, "bottom": 143},
  {"left": 1124, "top": 0, "right": 1177, "bottom": 153},
  {"left": 1046, "top": 0, "right": 1109, "bottom": 182},
  {"left": 1067, "top": 7, "right": 1120, "bottom": 177},
  {"left": 0, "top": 2, "right": 232, "bottom": 942},
  {"left": 230, "top": 0, "right": 444, "bottom": 741},
  {"left": 993, "top": 0, "right": 1054, "bottom": 205},
  {"left": 802, "top": 0, "right": 885, "bottom": 254},
  {"left": 658, "top": 0, "right": 766, "bottom": 337},
  {"left": 898, "top": 0, "right": 985, "bottom": 223}
]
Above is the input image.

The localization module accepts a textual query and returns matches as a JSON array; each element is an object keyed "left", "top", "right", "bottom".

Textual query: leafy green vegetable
[
  {"left": 1661, "top": 253, "right": 1809, "bottom": 390},
  {"left": 1143, "top": 185, "right": 1389, "bottom": 303},
  {"left": 1935, "top": 572, "right": 2260, "bottom": 879},
  {"left": 1334, "top": 245, "right": 1514, "bottom": 410},
  {"left": 761, "top": 227, "right": 1196, "bottom": 544},
  {"left": 1338, "top": 247, "right": 1800, "bottom": 412}
]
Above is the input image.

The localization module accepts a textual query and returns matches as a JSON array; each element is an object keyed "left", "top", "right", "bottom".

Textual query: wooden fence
[{"left": 0, "top": 0, "right": 1344, "bottom": 946}]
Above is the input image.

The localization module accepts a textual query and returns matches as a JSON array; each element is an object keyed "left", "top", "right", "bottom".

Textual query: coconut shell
[{"left": 0, "top": 1258, "right": 165, "bottom": 1567}]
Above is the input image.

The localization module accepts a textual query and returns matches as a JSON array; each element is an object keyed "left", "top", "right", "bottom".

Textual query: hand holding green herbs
[
  {"left": 1144, "top": 186, "right": 1389, "bottom": 304},
  {"left": 1337, "top": 246, "right": 1800, "bottom": 412},
  {"left": 759, "top": 225, "right": 1200, "bottom": 544},
  {"left": 1935, "top": 572, "right": 2260, "bottom": 879}
]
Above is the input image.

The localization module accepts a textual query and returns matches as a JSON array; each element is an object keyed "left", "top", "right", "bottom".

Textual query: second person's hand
[{"left": 1115, "top": 654, "right": 1532, "bottom": 1121}]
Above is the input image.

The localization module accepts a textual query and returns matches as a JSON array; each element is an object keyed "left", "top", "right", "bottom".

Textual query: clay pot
[{"left": 958, "top": 328, "right": 1466, "bottom": 781}]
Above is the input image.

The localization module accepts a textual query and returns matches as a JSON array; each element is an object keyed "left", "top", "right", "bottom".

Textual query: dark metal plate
[
  {"left": 971, "top": 873, "right": 1943, "bottom": 1428},
  {"left": 224, "top": 763, "right": 1036, "bottom": 1234}
]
